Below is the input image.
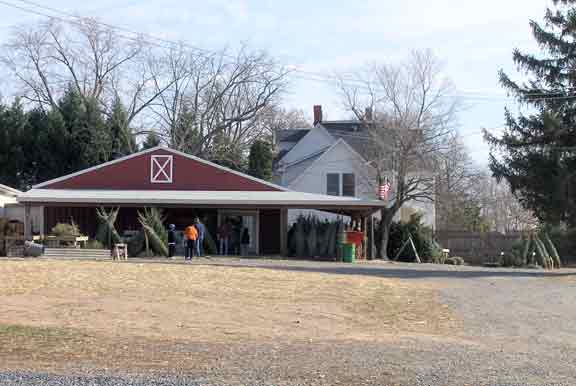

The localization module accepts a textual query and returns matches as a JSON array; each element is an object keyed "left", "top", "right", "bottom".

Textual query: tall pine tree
[
  {"left": 142, "top": 131, "right": 161, "bottom": 150},
  {"left": 0, "top": 100, "right": 28, "bottom": 189},
  {"left": 106, "top": 96, "right": 136, "bottom": 159},
  {"left": 486, "top": 0, "right": 576, "bottom": 226},
  {"left": 248, "top": 140, "right": 273, "bottom": 181}
]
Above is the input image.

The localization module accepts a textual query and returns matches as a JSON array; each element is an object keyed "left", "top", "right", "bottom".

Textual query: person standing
[
  {"left": 184, "top": 222, "right": 198, "bottom": 261},
  {"left": 194, "top": 217, "right": 206, "bottom": 257},
  {"left": 167, "top": 224, "right": 176, "bottom": 258},
  {"left": 217, "top": 220, "right": 231, "bottom": 255},
  {"left": 232, "top": 219, "right": 242, "bottom": 255},
  {"left": 240, "top": 227, "right": 250, "bottom": 256}
]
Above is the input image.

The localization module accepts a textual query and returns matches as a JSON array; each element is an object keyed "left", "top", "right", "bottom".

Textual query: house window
[
  {"left": 326, "top": 173, "right": 340, "bottom": 196},
  {"left": 342, "top": 173, "right": 355, "bottom": 197},
  {"left": 326, "top": 173, "right": 356, "bottom": 197}
]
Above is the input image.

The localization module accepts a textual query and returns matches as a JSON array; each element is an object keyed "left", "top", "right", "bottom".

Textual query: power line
[
  {"left": 0, "top": 0, "right": 509, "bottom": 145},
  {"left": 13, "top": 0, "right": 206, "bottom": 53},
  {"left": 3, "top": 0, "right": 576, "bottom": 103}
]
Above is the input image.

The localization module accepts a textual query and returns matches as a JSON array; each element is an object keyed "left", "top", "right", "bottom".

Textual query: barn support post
[
  {"left": 368, "top": 215, "right": 375, "bottom": 260},
  {"left": 280, "top": 208, "right": 288, "bottom": 257},
  {"left": 24, "top": 203, "right": 32, "bottom": 240},
  {"left": 362, "top": 215, "right": 368, "bottom": 260}
]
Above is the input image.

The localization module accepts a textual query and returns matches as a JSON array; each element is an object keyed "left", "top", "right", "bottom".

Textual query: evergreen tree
[
  {"left": 169, "top": 106, "right": 202, "bottom": 154},
  {"left": 0, "top": 100, "right": 29, "bottom": 189},
  {"left": 0, "top": 88, "right": 133, "bottom": 189},
  {"left": 486, "top": 0, "right": 576, "bottom": 226},
  {"left": 106, "top": 96, "right": 136, "bottom": 159},
  {"left": 208, "top": 131, "right": 246, "bottom": 172},
  {"left": 58, "top": 87, "right": 98, "bottom": 170},
  {"left": 142, "top": 131, "right": 161, "bottom": 150},
  {"left": 248, "top": 140, "right": 273, "bottom": 181}
]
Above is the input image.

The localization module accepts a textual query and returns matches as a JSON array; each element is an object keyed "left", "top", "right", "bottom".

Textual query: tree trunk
[
  {"left": 379, "top": 220, "right": 391, "bottom": 260},
  {"left": 378, "top": 208, "right": 395, "bottom": 260}
]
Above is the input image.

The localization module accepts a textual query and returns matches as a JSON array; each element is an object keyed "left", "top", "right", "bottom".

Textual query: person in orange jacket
[{"left": 184, "top": 223, "right": 198, "bottom": 261}]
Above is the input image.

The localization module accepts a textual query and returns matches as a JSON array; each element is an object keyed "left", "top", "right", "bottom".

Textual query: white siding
[
  {"left": 4, "top": 204, "right": 45, "bottom": 235},
  {"left": 276, "top": 132, "right": 436, "bottom": 229},
  {"left": 279, "top": 126, "right": 335, "bottom": 166},
  {"left": 282, "top": 156, "right": 320, "bottom": 186},
  {"left": 290, "top": 141, "right": 376, "bottom": 199},
  {"left": 287, "top": 141, "right": 377, "bottom": 223},
  {"left": 0, "top": 193, "right": 17, "bottom": 218}
]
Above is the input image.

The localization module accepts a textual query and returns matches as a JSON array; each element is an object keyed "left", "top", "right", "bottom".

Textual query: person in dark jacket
[
  {"left": 167, "top": 224, "right": 176, "bottom": 258},
  {"left": 240, "top": 227, "right": 250, "bottom": 256},
  {"left": 217, "top": 220, "right": 231, "bottom": 255},
  {"left": 194, "top": 217, "right": 206, "bottom": 257}
]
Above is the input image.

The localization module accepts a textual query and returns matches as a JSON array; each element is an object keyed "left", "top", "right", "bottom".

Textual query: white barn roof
[
  {"left": 18, "top": 189, "right": 386, "bottom": 213},
  {"left": 0, "top": 184, "right": 22, "bottom": 197}
]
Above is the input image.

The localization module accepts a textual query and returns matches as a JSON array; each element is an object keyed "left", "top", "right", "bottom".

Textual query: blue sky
[{"left": 0, "top": 0, "right": 552, "bottom": 166}]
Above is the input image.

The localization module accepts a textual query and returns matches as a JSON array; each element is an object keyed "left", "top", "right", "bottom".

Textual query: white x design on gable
[{"left": 150, "top": 155, "right": 173, "bottom": 183}]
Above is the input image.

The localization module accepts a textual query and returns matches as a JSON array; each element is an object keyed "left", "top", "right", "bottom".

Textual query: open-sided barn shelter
[{"left": 17, "top": 146, "right": 386, "bottom": 256}]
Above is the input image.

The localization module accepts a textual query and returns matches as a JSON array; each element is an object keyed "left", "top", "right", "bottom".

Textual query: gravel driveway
[{"left": 3, "top": 258, "right": 576, "bottom": 386}]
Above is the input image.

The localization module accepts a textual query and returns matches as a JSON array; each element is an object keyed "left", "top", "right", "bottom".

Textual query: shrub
[
  {"left": 427, "top": 239, "right": 444, "bottom": 263},
  {"left": 385, "top": 213, "right": 438, "bottom": 262},
  {"left": 499, "top": 253, "right": 522, "bottom": 267},
  {"left": 429, "top": 254, "right": 446, "bottom": 265},
  {"left": 51, "top": 222, "right": 80, "bottom": 237},
  {"left": 85, "top": 240, "right": 105, "bottom": 249},
  {"left": 445, "top": 256, "right": 465, "bottom": 265}
]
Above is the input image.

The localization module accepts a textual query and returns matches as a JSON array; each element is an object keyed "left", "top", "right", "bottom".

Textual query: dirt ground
[
  {"left": 0, "top": 259, "right": 456, "bottom": 384},
  {"left": 3, "top": 258, "right": 576, "bottom": 386}
]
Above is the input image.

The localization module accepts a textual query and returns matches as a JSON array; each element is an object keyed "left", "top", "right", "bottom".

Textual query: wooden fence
[{"left": 435, "top": 231, "right": 522, "bottom": 265}]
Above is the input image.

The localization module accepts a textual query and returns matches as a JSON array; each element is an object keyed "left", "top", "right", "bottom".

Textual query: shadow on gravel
[
  {"left": 204, "top": 262, "right": 576, "bottom": 281},
  {"left": 80, "top": 257, "right": 576, "bottom": 281}
]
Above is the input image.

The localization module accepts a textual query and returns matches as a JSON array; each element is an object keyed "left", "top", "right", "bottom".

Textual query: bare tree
[
  {"left": 258, "top": 106, "right": 311, "bottom": 144},
  {"left": 3, "top": 18, "right": 135, "bottom": 108},
  {"left": 146, "top": 45, "right": 288, "bottom": 167},
  {"left": 1, "top": 18, "right": 288, "bottom": 160},
  {"left": 338, "top": 50, "right": 458, "bottom": 259},
  {"left": 1, "top": 17, "right": 174, "bottom": 137},
  {"left": 472, "top": 174, "right": 538, "bottom": 233},
  {"left": 435, "top": 133, "right": 484, "bottom": 230}
]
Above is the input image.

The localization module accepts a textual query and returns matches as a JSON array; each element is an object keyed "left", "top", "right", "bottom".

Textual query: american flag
[{"left": 379, "top": 180, "right": 391, "bottom": 200}]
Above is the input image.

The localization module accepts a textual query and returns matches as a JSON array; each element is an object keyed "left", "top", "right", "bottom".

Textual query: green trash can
[
  {"left": 336, "top": 231, "right": 347, "bottom": 261},
  {"left": 342, "top": 243, "right": 356, "bottom": 263}
]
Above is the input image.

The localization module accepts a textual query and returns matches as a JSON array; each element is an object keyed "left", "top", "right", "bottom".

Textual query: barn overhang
[{"left": 17, "top": 189, "right": 385, "bottom": 216}]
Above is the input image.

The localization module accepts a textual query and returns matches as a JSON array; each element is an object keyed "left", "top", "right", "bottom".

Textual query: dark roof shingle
[{"left": 277, "top": 129, "right": 310, "bottom": 143}]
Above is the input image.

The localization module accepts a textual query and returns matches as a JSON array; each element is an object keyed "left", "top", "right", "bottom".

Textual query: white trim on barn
[
  {"left": 0, "top": 184, "right": 21, "bottom": 197},
  {"left": 17, "top": 189, "right": 386, "bottom": 212},
  {"left": 150, "top": 155, "right": 174, "bottom": 183}
]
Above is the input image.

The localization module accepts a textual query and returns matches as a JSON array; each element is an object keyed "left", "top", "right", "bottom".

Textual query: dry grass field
[
  {"left": 0, "top": 259, "right": 457, "bottom": 377},
  {"left": 3, "top": 259, "right": 576, "bottom": 385}
]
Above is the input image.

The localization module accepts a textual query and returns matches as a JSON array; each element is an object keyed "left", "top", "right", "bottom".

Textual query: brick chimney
[
  {"left": 365, "top": 107, "right": 373, "bottom": 121},
  {"left": 313, "top": 105, "right": 323, "bottom": 125}
]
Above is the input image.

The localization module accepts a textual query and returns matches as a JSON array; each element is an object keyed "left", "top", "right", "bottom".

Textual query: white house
[
  {"left": 0, "top": 183, "right": 44, "bottom": 234},
  {"left": 0, "top": 184, "right": 21, "bottom": 218},
  {"left": 274, "top": 105, "right": 436, "bottom": 228}
]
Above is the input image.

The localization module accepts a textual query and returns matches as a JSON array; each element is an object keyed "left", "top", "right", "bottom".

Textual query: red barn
[{"left": 18, "top": 146, "right": 384, "bottom": 256}]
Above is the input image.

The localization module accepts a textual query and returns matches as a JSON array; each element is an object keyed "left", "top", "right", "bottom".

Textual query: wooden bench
[{"left": 43, "top": 236, "right": 88, "bottom": 249}]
